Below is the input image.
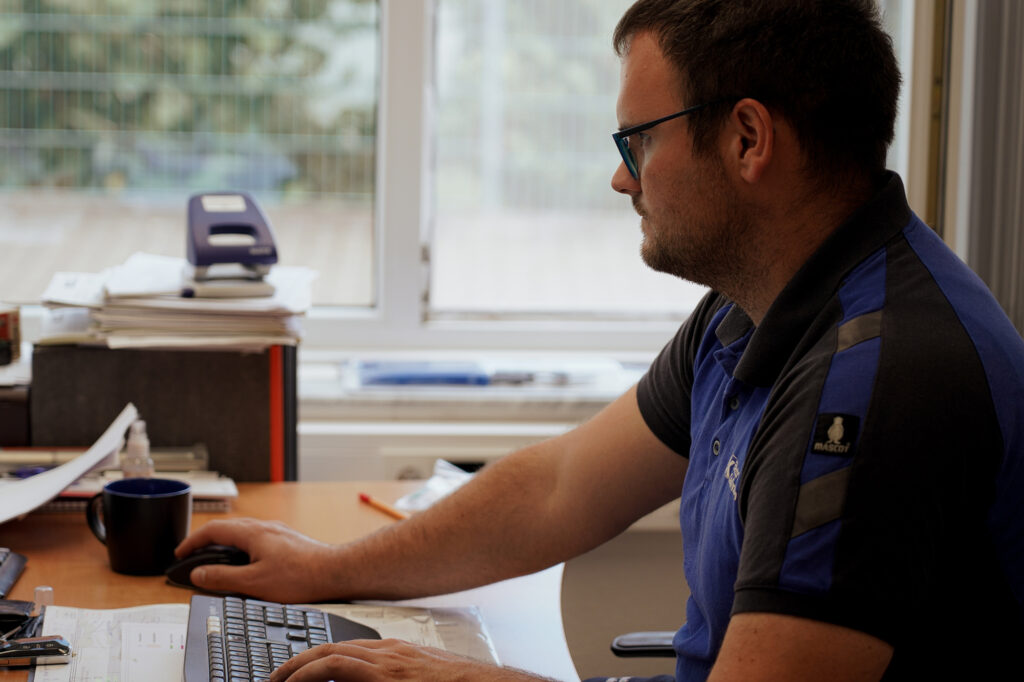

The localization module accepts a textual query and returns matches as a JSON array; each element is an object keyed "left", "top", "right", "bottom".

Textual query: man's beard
[{"left": 635, "top": 171, "right": 760, "bottom": 295}]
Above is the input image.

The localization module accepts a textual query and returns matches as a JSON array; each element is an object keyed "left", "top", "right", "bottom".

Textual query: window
[
  {"left": 431, "top": 0, "right": 706, "bottom": 318},
  {"left": 880, "top": 0, "right": 913, "bottom": 183},
  {"left": 0, "top": 1, "right": 378, "bottom": 308},
  {"left": 3, "top": 0, "right": 920, "bottom": 353}
]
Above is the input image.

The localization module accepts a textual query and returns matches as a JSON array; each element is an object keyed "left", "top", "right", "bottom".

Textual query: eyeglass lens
[
  {"left": 627, "top": 135, "right": 643, "bottom": 176},
  {"left": 620, "top": 134, "right": 643, "bottom": 179}
]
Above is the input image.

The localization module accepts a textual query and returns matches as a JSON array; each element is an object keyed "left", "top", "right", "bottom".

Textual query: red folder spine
[{"left": 269, "top": 345, "right": 285, "bottom": 482}]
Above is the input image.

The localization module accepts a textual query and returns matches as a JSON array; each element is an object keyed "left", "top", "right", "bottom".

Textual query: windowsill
[{"left": 298, "top": 349, "right": 650, "bottom": 422}]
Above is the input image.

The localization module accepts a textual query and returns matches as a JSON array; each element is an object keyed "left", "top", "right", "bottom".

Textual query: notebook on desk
[{"left": 44, "top": 471, "right": 238, "bottom": 513}]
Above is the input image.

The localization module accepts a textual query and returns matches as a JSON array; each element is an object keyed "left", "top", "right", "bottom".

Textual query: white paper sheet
[
  {"left": 103, "top": 252, "right": 187, "bottom": 299},
  {"left": 0, "top": 403, "right": 137, "bottom": 524},
  {"left": 34, "top": 604, "right": 189, "bottom": 682},
  {"left": 40, "top": 272, "right": 107, "bottom": 308},
  {"left": 120, "top": 622, "right": 188, "bottom": 681}
]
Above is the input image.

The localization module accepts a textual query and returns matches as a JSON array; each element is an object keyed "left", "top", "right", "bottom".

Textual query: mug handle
[{"left": 85, "top": 493, "right": 106, "bottom": 544}]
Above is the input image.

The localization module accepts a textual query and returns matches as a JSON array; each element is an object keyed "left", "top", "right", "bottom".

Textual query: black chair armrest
[{"left": 610, "top": 630, "right": 676, "bottom": 657}]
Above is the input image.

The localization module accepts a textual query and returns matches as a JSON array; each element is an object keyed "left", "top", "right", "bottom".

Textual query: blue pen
[
  {"left": 12, "top": 466, "right": 50, "bottom": 479},
  {"left": 357, "top": 361, "right": 490, "bottom": 386}
]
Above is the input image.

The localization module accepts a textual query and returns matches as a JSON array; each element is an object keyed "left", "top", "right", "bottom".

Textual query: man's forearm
[
  {"left": 321, "top": 442, "right": 591, "bottom": 600},
  {"left": 316, "top": 385, "right": 686, "bottom": 602}
]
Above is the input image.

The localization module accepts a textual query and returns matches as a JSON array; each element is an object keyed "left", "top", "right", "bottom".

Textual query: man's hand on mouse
[{"left": 174, "top": 518, "right": 341, "bottom": 603}]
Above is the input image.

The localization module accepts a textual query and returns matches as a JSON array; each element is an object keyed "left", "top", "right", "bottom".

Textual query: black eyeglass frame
[{"left": 612, "top": 100, "right": 725, "bottom": 180}]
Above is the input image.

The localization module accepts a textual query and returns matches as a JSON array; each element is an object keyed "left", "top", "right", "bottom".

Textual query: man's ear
[{"left": 725, "top": 98, "right": 774, "bottom": 184}]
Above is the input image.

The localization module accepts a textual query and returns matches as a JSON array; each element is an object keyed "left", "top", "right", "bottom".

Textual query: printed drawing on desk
[
  {"left": 35, "top": 603, "right": 189, "bottom": 682},
  {"left": 121, "top": 622, "right": 187, "bottom": 681}
]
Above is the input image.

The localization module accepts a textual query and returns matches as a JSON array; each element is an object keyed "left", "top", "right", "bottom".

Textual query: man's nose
[{"left": 611, "top": 161, "right": 641, "bottom": 196}]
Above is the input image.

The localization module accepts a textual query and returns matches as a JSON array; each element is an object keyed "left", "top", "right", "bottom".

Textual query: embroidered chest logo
[
  {"left": 812, "top": 413, "right": 860, "bottom": 456},
  {"left": 725, "top": 453, "right": 740, "bottom": 500}
]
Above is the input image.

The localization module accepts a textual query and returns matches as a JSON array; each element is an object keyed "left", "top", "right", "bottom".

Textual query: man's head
[
  {"left": 613, "top": 0, "right": 901, "bottom": 184},
  {"left": 612, "top": 31, "right": 766, "bottom": 298}
]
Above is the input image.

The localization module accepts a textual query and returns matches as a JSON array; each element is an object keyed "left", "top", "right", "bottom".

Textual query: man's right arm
[{"left": 177, "top": 383, "right": 687, "bottom": 603}]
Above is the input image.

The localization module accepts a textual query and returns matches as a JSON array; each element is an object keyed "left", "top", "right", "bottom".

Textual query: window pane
[
  {"left": 431, "top": 0, "right": 707, "bottom": 317},
  {"left": 0, "top": 0, "right": 377, "bottom": 307},
  {"left": 879, "top": 0, "right": 910, "bottom": 181}
]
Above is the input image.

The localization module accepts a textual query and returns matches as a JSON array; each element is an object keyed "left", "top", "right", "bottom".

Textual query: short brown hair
[{"left": 614, "top": 0, "right": 901, "bottom": 182}]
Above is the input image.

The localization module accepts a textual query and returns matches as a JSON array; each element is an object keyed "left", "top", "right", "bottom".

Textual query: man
[{"left": 178, "top": 1, "right": 1024, "bottom": 680}]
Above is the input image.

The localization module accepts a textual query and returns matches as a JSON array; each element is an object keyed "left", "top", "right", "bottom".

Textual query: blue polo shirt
[{"left": 637, "top": 173, "right": 1024, "bottom": 680}]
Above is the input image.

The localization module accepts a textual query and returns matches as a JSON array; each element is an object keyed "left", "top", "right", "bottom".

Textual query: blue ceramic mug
[{"left": 86, "top": 478, "right": 191, "bottom": 575}]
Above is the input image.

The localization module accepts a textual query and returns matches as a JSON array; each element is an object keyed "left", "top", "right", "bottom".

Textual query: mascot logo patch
[
  {"left": 812, "top": 413, "right": 860, "bottom": 456},
  {"left": 725, "top": 453, "right": 740, "bottom": 500}
]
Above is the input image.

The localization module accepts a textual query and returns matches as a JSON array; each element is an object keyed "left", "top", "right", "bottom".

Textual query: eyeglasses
[{"left": 612, "top": 101, "right": 717, "bottom": 180}]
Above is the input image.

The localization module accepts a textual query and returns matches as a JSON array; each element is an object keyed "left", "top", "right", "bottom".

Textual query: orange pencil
[{"left": 358, "top": 492, "right": 410, "bottom": 521}]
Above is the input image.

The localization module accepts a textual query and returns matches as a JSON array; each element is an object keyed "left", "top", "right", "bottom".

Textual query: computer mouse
[{"left": 165, "top": 544, "right": 250, "bottom": 590}]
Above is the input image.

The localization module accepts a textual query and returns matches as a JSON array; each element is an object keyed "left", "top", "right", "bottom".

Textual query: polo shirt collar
[{"left": 718, "top": 171, "right": 913, "bottom": 386}]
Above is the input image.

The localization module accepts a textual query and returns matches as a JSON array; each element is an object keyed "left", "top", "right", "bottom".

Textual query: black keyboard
[
  {"left": 184, "top": 595, "right": 381, "bottom": 682},
  {"left": 0, "top": 548, "right": 26, "bottom": 598}
]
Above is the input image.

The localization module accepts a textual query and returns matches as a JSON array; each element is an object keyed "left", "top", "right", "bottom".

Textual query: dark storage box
[{"left": 30, "top": 345, "right": 296, "bottom": 482}]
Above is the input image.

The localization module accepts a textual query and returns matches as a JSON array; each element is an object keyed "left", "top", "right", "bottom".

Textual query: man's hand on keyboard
[
  {"left": 175, "top": 518, "right": 341, "bottom": 603},
  {"left": 267, "top": 639, "right": 549, "bottom": 682}
]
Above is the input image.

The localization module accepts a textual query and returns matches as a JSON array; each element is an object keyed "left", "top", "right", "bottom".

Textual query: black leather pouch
[{"left": 0, "top": 600, "right": 32, "bottom": 634}]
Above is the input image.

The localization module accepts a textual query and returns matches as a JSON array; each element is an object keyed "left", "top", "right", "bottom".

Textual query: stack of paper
[{"left": 39, "top": 253, "right": 316, "bottom": 351}]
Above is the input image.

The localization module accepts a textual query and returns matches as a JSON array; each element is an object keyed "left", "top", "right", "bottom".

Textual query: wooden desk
[{"left": 0, "top": 481, "right": 579, "bottom": 681}]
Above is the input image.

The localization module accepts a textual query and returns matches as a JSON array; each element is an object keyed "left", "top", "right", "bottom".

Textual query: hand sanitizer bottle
[{"left": 121, "top": 419, "right": 154, "bottom": 479}]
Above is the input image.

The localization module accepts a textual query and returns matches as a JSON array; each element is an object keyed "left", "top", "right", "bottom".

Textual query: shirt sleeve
[
  {"left": 731, "top": 286, "right": 1013, "bottom": 663},
  {"left": 637, "top": 291, "right": 729, "bottom": 458}
]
